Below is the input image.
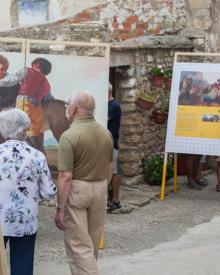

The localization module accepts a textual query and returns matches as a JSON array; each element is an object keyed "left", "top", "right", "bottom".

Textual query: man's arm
[
  {"left": 55, "top": 171, "right": 72, "bottom": 230},
  {"left": 57, "top": 171, "right": 72, "bottom": 210}
]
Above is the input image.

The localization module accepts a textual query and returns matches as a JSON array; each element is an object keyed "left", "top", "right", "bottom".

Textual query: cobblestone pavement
[{"left": 34, "top": 171, "right": 220, "bottom": 275}]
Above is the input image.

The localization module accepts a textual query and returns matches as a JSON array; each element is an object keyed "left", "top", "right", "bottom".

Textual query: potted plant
[
  {"left": 152, "top": 91, "right": 169, "bottom": 124},
  {"left": 164, "top": 69, "right": 173, "bottom": 90},
  {"left": 137, "top": 91, "right": 156, "bottom": 110},
  {"left": 150, "top": 66, "right": 165, "bottom": 88},
  {"left": 142, "top": 154, "right": 173, "bottom": 185}
]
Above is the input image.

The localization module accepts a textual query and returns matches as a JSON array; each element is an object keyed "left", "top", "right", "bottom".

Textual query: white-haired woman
[{"left": 0, "top": 108, "right": 56, "bottom": 275}]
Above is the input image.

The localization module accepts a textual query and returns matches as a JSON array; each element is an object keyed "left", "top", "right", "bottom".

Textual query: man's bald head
[{"left": 70, "top": 91, "right": 95, "bottom": 116}]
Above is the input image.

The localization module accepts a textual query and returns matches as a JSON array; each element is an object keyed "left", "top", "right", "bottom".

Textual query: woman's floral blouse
[{"left": 0, "top": 140, "right": 57, "bottom": 237}]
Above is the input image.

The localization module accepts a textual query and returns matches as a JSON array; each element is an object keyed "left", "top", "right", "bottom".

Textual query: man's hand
[
  {"left": 55, "top": 171, "right": 72, "bottom": 231},
  {"left": 55, "top": 209, "right": 66, "bottom": 231}
]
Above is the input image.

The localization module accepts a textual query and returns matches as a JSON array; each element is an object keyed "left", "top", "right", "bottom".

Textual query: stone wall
[
  {"left": 113, "top": 48, "right": 187, "bottom": 185},
  {"left": 0, "top": 21, "right": 108, "bottom": 43}
]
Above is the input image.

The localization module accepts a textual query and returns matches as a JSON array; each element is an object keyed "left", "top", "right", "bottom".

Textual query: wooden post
[{"left": 0, "top": 226, "right": 7, "bottom": 275}]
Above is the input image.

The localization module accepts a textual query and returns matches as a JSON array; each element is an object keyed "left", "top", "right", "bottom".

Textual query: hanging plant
[
  {"left": 150, "top": 66, "right": 165, "bottom": 88},
  {"left": 152, "top": 90, "right": 169, "bottom": 124},
  {"left": 137, "top": 92, "right": 156, "bottom": 110}
]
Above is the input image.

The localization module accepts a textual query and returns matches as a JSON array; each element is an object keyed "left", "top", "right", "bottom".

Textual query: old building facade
[{"left": 0, "top": 0, "right": 218, "bottom": 185}]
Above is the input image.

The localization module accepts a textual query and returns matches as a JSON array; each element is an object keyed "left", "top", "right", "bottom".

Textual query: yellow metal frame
[
  {"left": 160, "top": 153, "right": 178, "bottom": 201},
  {"left": 99, "top": 233, "right": 104, "bottom": 249}
]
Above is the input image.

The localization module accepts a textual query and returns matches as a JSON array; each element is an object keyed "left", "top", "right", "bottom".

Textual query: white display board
[
  {"left": 0, "top": 38, "right": 110, "bottom": 154},
  {"left": 26, "top": 53, "right": 109, "bottom": 128},
  {"left": 165, "top": 59, "right": 220, "bottom": 156}
]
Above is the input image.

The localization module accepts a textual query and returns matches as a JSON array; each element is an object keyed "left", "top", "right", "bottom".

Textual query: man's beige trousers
[{"left": 64, "top": 179, "right": 107, "bottom": 275}]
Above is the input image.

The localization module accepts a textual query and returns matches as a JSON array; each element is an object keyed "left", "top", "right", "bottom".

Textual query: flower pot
[
  {"left": 137, "top": 97, "right": 155, "bottom": 110},
  {"left": 165, "top": 78, "right": 172, "bottom": 90},
  {"left": 151, "top": 76, "right": 165, "bottom": 88},
  {"left": 152, "top": 109, "right": 168, "bottom": 124}
]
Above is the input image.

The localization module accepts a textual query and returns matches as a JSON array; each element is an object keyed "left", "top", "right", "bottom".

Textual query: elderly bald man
[{"left": 55, "top": 92, "right": 113, "bottom": 275}]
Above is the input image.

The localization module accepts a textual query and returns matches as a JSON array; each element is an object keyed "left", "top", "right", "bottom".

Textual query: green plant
[
  {"left": 158, "top": 90, "right": 169, "bottom": 112},
  {"left": 139, "top": 91, "right": 156, "bottom": 102},
  {"left": 142, "top": 154, "right": 173, "bottom": 185},
  {"left": 164, "top": 69, "right": 173, "bottom": 78},
  {"left": 150, "top": 66, "right": 164, "bottom": 77}
]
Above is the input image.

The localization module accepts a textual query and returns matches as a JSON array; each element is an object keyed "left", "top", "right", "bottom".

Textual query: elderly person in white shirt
[{"left": 0, "top": 108, "right": 56, "bottom": 275}]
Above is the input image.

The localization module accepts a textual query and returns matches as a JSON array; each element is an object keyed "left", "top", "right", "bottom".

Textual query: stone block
[
  {"left": 123, "top": 134, "right": 142, "bottom": 144},
  {"left": 140, "top": 66, "right": 147, "bottom": 76},
  {"left": 121, "top": 175, "right": 144, "bottom": 186},
  {"left": 189, "top": 0, "right": 207, "bottom": 9},
  {"left": 121, "top": 125, "right": 144, "bottom": 135},
  {"left": 121, "top": 67, "right": 135, "bottom": 77},
  {"left": 120, "top": 162, "right": 141, "bottom": 176},
  {"left": 147, "top": 55, "right": 154, "bottom": 63},
  {"left": 119, "top": 78, "right": 137, "bottom": 89},
  {"left": 121, "top": 103, "right": 137, "bottom": 112},
  {"left": 119, "top": 151, "right": 140, "bottom": 162},
  {"left": 121, "top": 113, "right": 142, "bottom": 126},
  {"left": 119, "top": 143, "right": 139, "bottom": 150},
  {"left": 159, "top": 128, "right": 167, "bottom": 138},
  {"left": 193, "top": 38, "right": 205, "bottom": 48},
  {"left": 120, "top": 89, "right": 138, "bottom": 103}
]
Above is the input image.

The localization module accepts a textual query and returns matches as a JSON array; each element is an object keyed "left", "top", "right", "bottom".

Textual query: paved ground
[
  {"left": 99, "top": 215, "right": 220, "bottom": 275},
  {"left": 18, "top": 171, "right": 220, "bottom": 274}
]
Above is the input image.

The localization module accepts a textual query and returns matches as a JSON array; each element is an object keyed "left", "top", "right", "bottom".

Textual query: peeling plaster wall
[
  {"left": 0, "top": 0, "right": 218, "bottom": 49},
  {"left": 1, "top": 0, "right": 214, "bottom": 46},
  {"left": 0, "top": 0, "right": 11, "bottom": 30},
  {"left": 61, "top": 0, "right": 187, "bottom": 39},
  {"left": 206, "top": 0, "right": 220, "bottom": 52},
  {"left": 181, "top": 0, "right": 209, "bottom": 38},
  {"left": 49, "top": 0, "right": 106, "bottom": 20},
  {"left": 2, "top": 0, "right": 187, "bottom": 38}
]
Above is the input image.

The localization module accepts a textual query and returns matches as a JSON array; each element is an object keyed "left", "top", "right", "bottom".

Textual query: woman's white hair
[{"left": 0, "top": 108, "right": 31, "bottom": 139}]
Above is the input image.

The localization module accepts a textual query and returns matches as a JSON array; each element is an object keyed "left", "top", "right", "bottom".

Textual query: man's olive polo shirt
[{"left": 58, "top": 116, "right": 113, "bottom": 181}]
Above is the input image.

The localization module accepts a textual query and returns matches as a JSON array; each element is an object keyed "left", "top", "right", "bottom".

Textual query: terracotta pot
[
  {"left": 152, "top": 109, "right": 168, "bottom": 124},
  {"left": 151, "top": 76, "right": 165, "bottom": 88},
  {"left": 137, "top": 97, "right": 155, "bottom": 110},
  {"left": 165, "top": 78, "right": 172, "bottom": 90}
]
